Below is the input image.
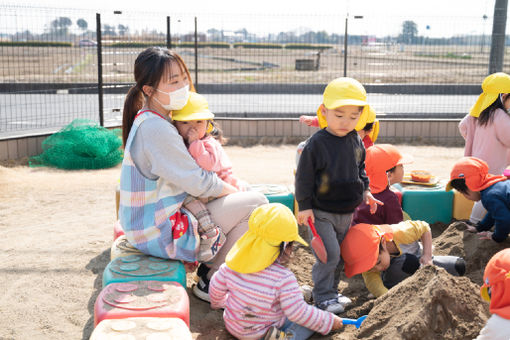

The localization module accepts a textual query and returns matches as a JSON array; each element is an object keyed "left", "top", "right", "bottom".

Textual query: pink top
[
  {"left": 459, "top": 109, "right": 510, "bottom": 175},
  {"left": 188, "top": 136, "right": 240, "bottom": 189},
  {"left": 209, "top": 263, "right": 335, "bottom": 339}
]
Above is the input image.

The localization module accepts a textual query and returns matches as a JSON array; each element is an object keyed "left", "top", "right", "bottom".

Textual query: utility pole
[{"left": 488, "top": 0, "right": 508, "bottom": 74}]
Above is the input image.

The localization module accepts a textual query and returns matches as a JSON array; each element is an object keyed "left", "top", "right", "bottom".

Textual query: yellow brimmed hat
[
  {"left": 225, "top": 203, "right": 308, "bottom": 274},
  {"left": 172, "top": 92, "right": 214, "bottom": 121},
  {"left": 470, "top": 72, "right": 510, "bottom": 117},
  {"left": 316, "top": 77, "right": 371, "bottom": 131}
]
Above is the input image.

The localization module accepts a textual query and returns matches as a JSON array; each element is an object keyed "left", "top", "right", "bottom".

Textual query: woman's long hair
[{"left": 122, "top": 47, "right": 194, "bottom": 147}]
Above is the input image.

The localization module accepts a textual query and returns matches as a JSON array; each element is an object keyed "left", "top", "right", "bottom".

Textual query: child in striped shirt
[{"left": 209, "top": 203, "right": 343, "bottom": 340}]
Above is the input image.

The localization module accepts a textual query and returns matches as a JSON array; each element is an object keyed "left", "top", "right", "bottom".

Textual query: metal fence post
[
  {"left": 96, "top": 13, "right": 104, "bottom": 127},
  {"left": 167, "top": 16, "right": 171, "bottom": 49},
  {"left": 343, "top": 16, "right": 348, "bottom": 77},
  {"left": 194, "top": 17, "right": 198, "bottom": 87},
  {"left": 489, "top": 0, "right": 508, "bottom": 74}
]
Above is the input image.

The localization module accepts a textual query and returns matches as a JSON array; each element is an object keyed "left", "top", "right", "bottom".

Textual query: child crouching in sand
[
  {"left": 209, "top": 203, "right": 343, "bottom": 339},
  {"left": 341, "top": 221, "right": 466, "bottom": 298}
]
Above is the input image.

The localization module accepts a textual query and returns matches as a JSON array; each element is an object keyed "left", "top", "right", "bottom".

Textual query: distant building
[{"left": 182, "top": 33, "right": 206, "bottom": 42}]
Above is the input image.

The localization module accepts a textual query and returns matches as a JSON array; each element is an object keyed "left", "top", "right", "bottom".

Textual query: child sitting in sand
[
  {"left": 446, "top": 156, "right": 510, "bottom": 243},
  {"left": 209, "top": 203, "right": 343, "bottom": 340},
  {"left": 341, "top": 221, "right": 466, "bottom": 298},
  {"left": 352, "top": 144, "right": 412, "bottom": 226},
  {"left": 475, "top": 248, "right": 510, "bottom": 340}
]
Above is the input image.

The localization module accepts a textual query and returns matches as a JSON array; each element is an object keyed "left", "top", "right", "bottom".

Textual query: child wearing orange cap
[
  {"left": 475, "top": 248, "right": 510, "bottom": 339},
  {"left": 209, "top": 203, "right": 343, "bottom": 340},
  {"left": 295, "top": 77, "right": 383, "bottom": 314},
  {"left": 352, "top": 144, "right": 412, "bottom": 226},
  {"left": 459, "top": 73, "right": 510, "bottom": 226},
  {"left": 446, "top": 156, "right": 510, "bottom": 243},
  {"left": 341, "top": 221, "right": 465, "bottom": 298}
]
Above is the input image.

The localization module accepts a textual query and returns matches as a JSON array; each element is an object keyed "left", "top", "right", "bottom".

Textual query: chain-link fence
[{"left": 1, "top": 5, "right": 508, "bottom": 137}]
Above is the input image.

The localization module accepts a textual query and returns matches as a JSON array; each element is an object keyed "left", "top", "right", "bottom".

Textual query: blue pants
[
  {"left": 262, "top": 318, "right": 315, "bottom": 340},
  {"left": 310, "top": 209, "right": 352, "bottom": 304}
]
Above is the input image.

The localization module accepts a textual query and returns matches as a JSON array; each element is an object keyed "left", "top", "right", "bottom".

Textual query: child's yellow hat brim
[
  {"left": 225, "top": 203, "right": 308, "bottom": 274},
  {"left": 172, "top": 92, "right": 214, "bottom": 121},
  {"left": 470, "top": 72, "right": 510, "bottom": 117},
  {"left": 316, "top": 105, "right": 372, "bottom": 131},
  {"left": 316, "top": 77, "right": 372, "bottom": 131}
]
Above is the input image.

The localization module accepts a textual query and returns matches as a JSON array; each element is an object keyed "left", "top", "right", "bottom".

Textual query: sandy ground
[{"left": 1, "top": 143, "right": 494, "bottom": 340}]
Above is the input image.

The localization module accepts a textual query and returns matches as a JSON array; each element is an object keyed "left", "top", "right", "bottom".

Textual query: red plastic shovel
[{"left": 308, "top": 217, "right": 328, "bottom": 264}]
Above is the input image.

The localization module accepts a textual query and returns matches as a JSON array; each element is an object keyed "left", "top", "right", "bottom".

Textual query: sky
[{"left": 0, "top": 0, "right": 499, "bottom": 38}]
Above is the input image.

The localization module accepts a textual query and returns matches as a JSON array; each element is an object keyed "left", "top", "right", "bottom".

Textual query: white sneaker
[
  {"left": 301, "top": 285, "right": 313, "bottom": 304},
  {"left": 317, "top": 298, "right": 344, "bottom": 314},
  {"left": 337, "top": 294, "right": 352, "bottom": 309}
]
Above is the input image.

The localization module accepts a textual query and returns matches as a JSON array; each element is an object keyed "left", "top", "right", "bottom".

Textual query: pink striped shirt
[
  {"left": 188, "top": 136, "right": 241, "bottom": 189},
  {"left": 209, "top": 263, "right": 335, "bottom": 339}
]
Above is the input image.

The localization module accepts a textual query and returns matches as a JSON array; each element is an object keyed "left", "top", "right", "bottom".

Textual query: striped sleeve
[
  {"left": 278, "top": 272, "right": 334, "bottom": 335},
  {"left": 209, "top": 265, "right": 228, "bottom": 310}
]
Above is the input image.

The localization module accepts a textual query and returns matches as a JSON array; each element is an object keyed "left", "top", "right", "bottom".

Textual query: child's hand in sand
[
  {"left": 331, "top": 316, "right": 343, "bottom": 331},
  {"left": 420, "top": 254, "right": 433, "bottom": 266},
  {"left": 478, "top": 231, "right": 493, "bottom": 240},
  {"left": 466, "top": 224, "right": 478, "bottom": 233}
]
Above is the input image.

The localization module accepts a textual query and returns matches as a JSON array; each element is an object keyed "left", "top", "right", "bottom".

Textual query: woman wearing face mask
[
  {"left": 459, "top": 72, "right": 510, "bottom": 226},
  {"left": 120, "top": 47, "right": 268, "bottom": 302}
]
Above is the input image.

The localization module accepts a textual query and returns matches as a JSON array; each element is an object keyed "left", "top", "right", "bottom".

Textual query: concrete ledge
[{"left": 0, "top": 118, "right": 464, "bottom": 161}]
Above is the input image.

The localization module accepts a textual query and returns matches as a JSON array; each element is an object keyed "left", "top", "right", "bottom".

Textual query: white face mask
[{"left": 154, "top": 85, "right": 190, "bottom": 111}]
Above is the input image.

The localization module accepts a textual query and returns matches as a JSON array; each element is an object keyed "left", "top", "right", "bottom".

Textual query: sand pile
[
  {"left": 433, "top": 221, "right": 510, "bottom": 284},
  {"left": 354, "top": 266, "right": 490, "bottom": 340}
]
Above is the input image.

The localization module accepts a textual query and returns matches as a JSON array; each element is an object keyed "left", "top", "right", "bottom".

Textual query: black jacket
[{"left": 295, "top": 129, "right": 369, "bottom": 214}]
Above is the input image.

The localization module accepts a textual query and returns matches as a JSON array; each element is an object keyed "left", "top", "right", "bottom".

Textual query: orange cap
[
  {"left": 480, "top": 249, "right": 510, "bottom": 319},
  {"left": 365, "top": 144, "right": 413, "bottom": 193},
  {"left": 341, "top": 223, "right": 393, "bottom": 278},
  {"left": 446, "top": 157, "right": 507, "bottom": 192}
]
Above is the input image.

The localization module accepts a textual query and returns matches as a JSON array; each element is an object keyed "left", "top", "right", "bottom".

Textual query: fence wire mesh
[{"left": 0, "top": 5, "right": 508, "bottom": 137}]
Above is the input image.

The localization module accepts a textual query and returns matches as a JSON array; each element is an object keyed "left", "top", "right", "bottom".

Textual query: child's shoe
[
  {"left": 337, "top": 294, "right": 352, "bottom": 309},
  {"left": 197, "top": 227, "right": 226, "bottom": 262},
  {"left": 264, "top": 326, "right": 290, "bottom": 340},
  {"left": 301, "top": 284, "right": 313, "bottom": 304},
  {"left": 317, "top": 298, "right": 344, "bottom": 314},
  {"left": 192, "top": 264, "right": 211, "bottom": 302}
]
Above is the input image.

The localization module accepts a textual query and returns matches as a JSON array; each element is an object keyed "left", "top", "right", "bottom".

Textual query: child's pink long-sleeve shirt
[
  {"left": 459, "top": 109, "right": 510, "bottom": 175},
  {"left": 209, "top": 263, "right": 334, "bottom": 339},
  {"left": 188, "top": 136, "right": 240, "bottom": 189}
]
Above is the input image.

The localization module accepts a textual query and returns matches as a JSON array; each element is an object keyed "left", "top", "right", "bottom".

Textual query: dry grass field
[{"left": 0, "top": 44, "right": 500, "bottom": 84}]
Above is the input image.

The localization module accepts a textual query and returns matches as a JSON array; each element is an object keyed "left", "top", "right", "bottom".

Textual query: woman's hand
[
  {"left": 364, "top": 191, "right": 384, "bottom": 214},
  {"left": 297, "top": 209, "right": 314, "bottom": 226},
  {"left": 218, "top": 182, "right": 238, "bottom": 197}
]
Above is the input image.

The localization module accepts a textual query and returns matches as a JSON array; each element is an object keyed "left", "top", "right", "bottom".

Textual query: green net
[{"left": 29, "top": 119, "right": 123, "bottom": 169}]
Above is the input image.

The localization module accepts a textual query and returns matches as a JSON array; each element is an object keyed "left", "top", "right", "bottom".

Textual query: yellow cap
[
  {"left": 172, "top": 92, "right": 214, "bottom": 121},
  {"left": 225, "top": 203, "right": 308, "bottom": 274},
  {"left": 316, "top": 77, "right": 371, "bottom": 131},
  {"left": 470, "top": 72, "right": 510, "bottom": 117},
  {"left": 369, "top": 119, "right": 380, "bottom": 143}
]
